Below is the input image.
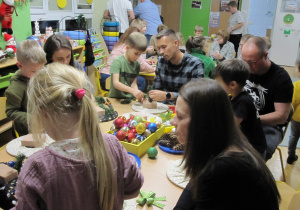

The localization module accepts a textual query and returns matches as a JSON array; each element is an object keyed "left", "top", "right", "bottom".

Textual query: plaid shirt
[{"left": 153, "top": 52, "right": 204, "bottom": 99}]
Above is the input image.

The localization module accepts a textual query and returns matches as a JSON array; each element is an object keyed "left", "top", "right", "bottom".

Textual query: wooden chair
[{"left": 276, "top": 105, "right": 294, "bottom": 182}]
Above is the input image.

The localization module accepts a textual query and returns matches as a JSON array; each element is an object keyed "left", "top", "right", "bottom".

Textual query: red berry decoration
[
  {"left": 127, "top": 133, "right": 136, "bottom": 143},
  {"left": 114, "top": 118, "right": 125, "bottom": 129},
  {"left": 116, "top": 130, "right": 127, "bottom": 141},
  {"left": 129, "top": 128, "right": 137, "bottom": 134}
]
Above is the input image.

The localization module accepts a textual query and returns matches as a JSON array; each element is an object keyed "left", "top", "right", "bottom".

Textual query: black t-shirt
[
  {"left": 174, "top": 155, "right": 279, "bottom": 210},
  {"left": 244, "top": 62, "right": 293, "bottom": 116},
  {"left": 231, "top": 91, "right": 267, "bottom": 154}
]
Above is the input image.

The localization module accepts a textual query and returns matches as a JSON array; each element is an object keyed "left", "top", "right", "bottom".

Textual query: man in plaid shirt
[{"left": 149, "top": 29, "right": 204, "bottom": 104}]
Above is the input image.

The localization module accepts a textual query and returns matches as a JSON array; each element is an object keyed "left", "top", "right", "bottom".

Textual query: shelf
[{"left": 93, "top": 48, "right": 103, "bottom": 53}]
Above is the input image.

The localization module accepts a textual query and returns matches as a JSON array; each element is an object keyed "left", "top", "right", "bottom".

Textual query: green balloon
[{"left": 147, "top": 147, "right": 158, "bottom": 158}]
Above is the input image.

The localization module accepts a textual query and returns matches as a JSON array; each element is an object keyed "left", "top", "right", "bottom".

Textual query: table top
[{"left": 0, "top": 98, "right": 183, "bottom": 209}]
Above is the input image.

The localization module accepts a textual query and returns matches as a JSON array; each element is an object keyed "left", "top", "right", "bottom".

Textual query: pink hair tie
[{"left": 75, "top": 89, "right": 85, "bottom": 100}]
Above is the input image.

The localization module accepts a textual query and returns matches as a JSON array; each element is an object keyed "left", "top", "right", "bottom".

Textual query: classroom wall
[
  {"left": 92, "top": 0, "right": 108, "bottom": 34},
  {"left": 0, "top": 1, "right": 32, "bottom": 49},
  {"left": 180, "top": 0, "right": 211, "bottom": 41}
]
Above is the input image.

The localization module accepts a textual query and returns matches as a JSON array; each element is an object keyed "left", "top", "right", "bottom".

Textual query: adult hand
[
  {"left": 149, "top": 90, "right": 166, "bottom": 101},
  {"left": 133, "top": 89, "right": 144, "bottom": 102}
]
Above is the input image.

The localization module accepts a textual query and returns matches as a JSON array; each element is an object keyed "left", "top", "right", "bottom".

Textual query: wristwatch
[{"left": 166, "top": 92, "right": 171, "bottom": 100}]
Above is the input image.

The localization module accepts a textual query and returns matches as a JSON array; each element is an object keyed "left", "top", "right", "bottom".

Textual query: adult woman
[
  {"left": 44, "top": 34, "right": 84, "bottom": 71},
  {"left": 209, "top": 29, "right": 235, "bottom": 62},
  {"left": 186, "top": 36, "right": 215, "bottom": 78},
  {"left": 101, "top": 27, "right": 154, "bottom": 91},
  {"left": 171, "top": 79, "right": 280, "bottom": 210}
]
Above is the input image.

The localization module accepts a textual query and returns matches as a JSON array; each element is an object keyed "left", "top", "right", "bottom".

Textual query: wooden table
[{"left": 0, "top": 98, "right": 183, "bottom": 209}]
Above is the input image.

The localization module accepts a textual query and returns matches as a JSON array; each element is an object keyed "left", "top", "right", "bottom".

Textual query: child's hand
[
  {"left": 146, "top": 46, "right": 154, "bottom": 52},
  {"left": 133, "top": 89, "right": 144, "bottom": 102}
]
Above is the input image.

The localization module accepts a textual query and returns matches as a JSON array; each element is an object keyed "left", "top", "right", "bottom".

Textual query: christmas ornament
[
  {"left": 114, "top": 118, "right": 124, "bottom": 129},
  {"left": 129, "top": 120, "right": 138, "bottom": 128},
  {"left": 144, "top": 129, "right": 151, "bottom": 137},
  {"left": 136, "top": 122, "right": 146, "bottom": 134},
  {"left": 121, "top": 126, "right": 129, "bottom": 132},
  {"left": 127, "top": 133, "right": 136, "bottom": 143},
  {"left": 136, "top": 134, "right": 146, "bottom": 141},
  {"left": 118, "top": 116, "right": 127, "bottom": 122},
  {"left": 147, "top": 147, "right": 158, "bottom": 158},
  {"left": 131, "top": 138, "right": 139, "bottom": 145},
  {"left": 133, "top": 115, "right": 143, "bottom": 123},
  {"left": 148, "top": 123, "right": 158, "bottom": 133},
  {"left": 116, "top": 130, "right": 126, "bottom": 141}
]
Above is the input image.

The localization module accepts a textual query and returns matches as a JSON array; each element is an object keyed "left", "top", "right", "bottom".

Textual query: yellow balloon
[{"left": 57, "top": 0, "right": 67, "bottom": 8}]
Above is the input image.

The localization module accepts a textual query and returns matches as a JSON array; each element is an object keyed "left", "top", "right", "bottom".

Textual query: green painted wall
[
  {"left": 180, "top": 0, "right": 211, "bottom": 41},
  {"left": 0, "top": 0, "right": 32, "bottom": 49}
]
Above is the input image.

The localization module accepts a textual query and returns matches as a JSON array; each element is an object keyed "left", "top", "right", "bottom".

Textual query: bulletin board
[{"left": 208, "top": 0, "right": 232, "bottom": 36}]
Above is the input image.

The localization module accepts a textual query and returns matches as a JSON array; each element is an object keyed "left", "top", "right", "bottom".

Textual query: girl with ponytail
[{"left": 14, "top": 63, "right": 143, "bottom": 210}]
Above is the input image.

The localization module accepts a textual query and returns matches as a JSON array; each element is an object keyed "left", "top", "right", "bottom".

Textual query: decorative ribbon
[
  {"left": 136, "top": 190, "right": 166, "bottom": 209},
  {"left": 159, "top": 111, "right": 173, "bottom": 122},
  {"left": 75, "top": 89, "right": 85, "bottom": 100}
]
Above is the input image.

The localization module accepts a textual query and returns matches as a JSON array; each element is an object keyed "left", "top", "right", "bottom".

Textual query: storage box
[
  {"left": 0, "top": 73, "right": 14, "bottom": 89},
  {"left": 108, "top": 125, "right": 165, "bottom": 157}
]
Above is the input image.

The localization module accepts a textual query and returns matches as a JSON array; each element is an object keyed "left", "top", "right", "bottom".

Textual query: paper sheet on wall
[{"left": 209, "top": 12, "right": 220, "bottom": 27}]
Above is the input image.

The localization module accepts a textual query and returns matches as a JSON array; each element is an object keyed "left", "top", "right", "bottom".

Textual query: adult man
[
  {"left": 103, "top": 0, "right": 135, "bottom": 37},
  {"left": 242, "top": 36, "right": 293, "bottom": 161},
  {"left": 133, "top": 0, "right": 162, "bottom": 44},
  {"left": 227, "top": 1, "right": 244, "bottom": 57},
  {"left": 149, "top": 29, "right": 204, "bottom": 104}
]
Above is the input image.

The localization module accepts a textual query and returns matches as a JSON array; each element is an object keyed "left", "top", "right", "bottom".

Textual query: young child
[
  {"left": 186, "top": 35, "right": 215, "bottom": 78},
  {"left": 5, "top": 39, "right": 46, "bottom": 137},
  {"left": 287, "top": 58, "right": 300, "bottom": 164},
  {"left": 194, "top": 25, "right": 204, "bottom": 37},
  {"left": 176, "top": 32, "right": 186, "bottom": 52},
  {"left": 148, "top": 24, "right": 168, "bottom": 57},
  {"left": 109, "top": 32, "right": 147, "bottom": 101},
  {"left": 14, "top": 63, "right": 143, "bottom": 209},
  {"left": 214, "top": 58, "right": 267, "bottom": 158},
  {"left": 130, "top": 19, "right": 145, "bottom": 33},
  {"left": 237, "top": 34, "right": 253, "bottom": 58}
]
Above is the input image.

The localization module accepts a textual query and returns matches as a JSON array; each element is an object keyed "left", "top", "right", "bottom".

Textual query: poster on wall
[
  {"left": 209, "top": 12, "right": 220, "bottom": 27},
  {"left": 191, "top": 1, "right": 202, "bottom": 9},
  {"left": 285, "top": 1, "right": 298, "bottom": 11},
  {"left": 220, "top": 0, "right": 230, "bottom": 12}
]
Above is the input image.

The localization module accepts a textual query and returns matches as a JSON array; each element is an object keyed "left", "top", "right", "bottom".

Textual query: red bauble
[
  {"left": 116, "top": 130, "right": 127, "bottom": 141},
  {"left": 145, "top": 122, "right": 150, "bottom": 128},
  {"left": 118, "top": 116, "right": 127, "bottom": 122},
  {"left": 114, "top": 118, "right": 125, "bottom": 129},
  {"left": 127, "top": 133, "right": 136, "bottom": 143},
  {"left": 129, "top": 128, "right": 137, "bottom": 134}
]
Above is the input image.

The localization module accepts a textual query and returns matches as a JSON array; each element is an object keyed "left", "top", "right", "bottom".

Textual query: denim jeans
[
  {"left": 288, "top": 119, "right": 300, "bottom": 156},
  {"left": 100, "top": 73, "right": 146, "bottom": 92},
  {"left": 263, "top": 125, "right": 283, "bottom": 161}
]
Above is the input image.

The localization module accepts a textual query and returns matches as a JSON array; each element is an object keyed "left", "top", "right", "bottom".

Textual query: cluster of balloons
[{"left": 110, "top": 115, "right": 161, "bottom": 145}]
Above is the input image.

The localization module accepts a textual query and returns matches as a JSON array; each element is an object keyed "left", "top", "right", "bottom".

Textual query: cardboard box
[{"left": 108, "top": 125, "right": 165, "bottom": 157}]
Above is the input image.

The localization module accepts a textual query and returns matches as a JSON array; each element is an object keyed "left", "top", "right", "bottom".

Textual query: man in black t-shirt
[{"left": 242, "top": 36, "right": 293, "bottom": 161}]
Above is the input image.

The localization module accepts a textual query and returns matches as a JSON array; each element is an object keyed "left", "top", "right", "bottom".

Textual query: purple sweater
[{"left": 13, "top": 134, "right": 143, "bottom": 210}]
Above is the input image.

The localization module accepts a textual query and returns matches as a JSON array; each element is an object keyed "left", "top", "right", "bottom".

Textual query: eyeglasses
[{"left": 242, "top": 56, "right": 264, "bottom": 66}]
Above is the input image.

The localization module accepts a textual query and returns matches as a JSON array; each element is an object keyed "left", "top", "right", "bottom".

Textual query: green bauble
[
  {"left": 147, "top": 147, "right": 158, "bottom": 158},
  {"left": 134, "top": 115, "right": 143, "bottom": 123}
]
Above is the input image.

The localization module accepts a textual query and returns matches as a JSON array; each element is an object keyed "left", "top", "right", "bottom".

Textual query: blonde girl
[{"left": 14, "top": 63, "right": 143, "bottom": 210}]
